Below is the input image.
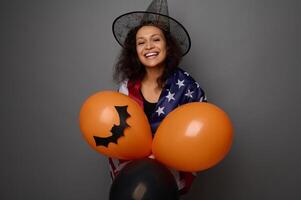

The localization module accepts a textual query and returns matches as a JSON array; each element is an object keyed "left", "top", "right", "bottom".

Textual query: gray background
[{"left": 1, "top": 0, "right": 300, "bottom": 199}]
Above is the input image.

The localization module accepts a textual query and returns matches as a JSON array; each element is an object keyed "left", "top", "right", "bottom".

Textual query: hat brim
[{"left": 112, "top": 11, "right": 191, "bottom": 56}]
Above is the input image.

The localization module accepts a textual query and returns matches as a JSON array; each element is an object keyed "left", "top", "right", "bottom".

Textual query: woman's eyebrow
[
  {"left": 151, "top": 34, "right": 161, "bottom": 37},
  {"left": 136, "top": 34, "right": 162, "bottom": 40}
]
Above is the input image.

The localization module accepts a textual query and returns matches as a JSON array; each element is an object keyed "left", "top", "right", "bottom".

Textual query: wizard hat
[{"left": 112, "top": 0, "right": 191, "bottom": 56}]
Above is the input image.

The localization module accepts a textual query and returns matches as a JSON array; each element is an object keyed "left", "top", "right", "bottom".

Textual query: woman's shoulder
[
  {"left": 169, "top": 67, "right": 207, "bottom": 102},
  {"left": 171, "top": 67, "right": 201, "bottom": 87}
]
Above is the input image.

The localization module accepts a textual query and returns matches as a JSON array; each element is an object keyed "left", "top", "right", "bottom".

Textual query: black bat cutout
[{"left": 93, "top": 105, "right": 131, "bottom": 147}]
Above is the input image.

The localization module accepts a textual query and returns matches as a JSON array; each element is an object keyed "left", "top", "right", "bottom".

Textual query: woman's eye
[
  {"left": 153, "top": 38, "right": 160, "bottom": 41},
  {"left": 137, "top": 42, "right": 144, "bottom": 45}
]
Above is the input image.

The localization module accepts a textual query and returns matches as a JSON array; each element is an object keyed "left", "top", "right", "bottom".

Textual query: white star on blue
[
  {"left": 165, "top": 91, "right": 175, "bottom": 102},
  {"left": 176, "top": 79, "right": 185, "bottom": 89},
  {"left": 184, "top": 72, "right": 190, "bottom": 76},
  {"left": 185, "top": 89, "right": 194, "bottom": 98},
  {"left": 155, "top": 106, "right": 165, "bottom": 116}
]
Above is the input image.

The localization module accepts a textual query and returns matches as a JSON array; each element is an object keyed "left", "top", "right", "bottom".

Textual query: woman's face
[{"left": 136, "top": 25, "right": 167, "bottom": 69}]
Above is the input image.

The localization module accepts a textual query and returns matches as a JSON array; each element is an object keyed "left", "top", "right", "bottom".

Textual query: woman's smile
[{"left": 144, "top": 52, "right": 159, "bottom": 58}]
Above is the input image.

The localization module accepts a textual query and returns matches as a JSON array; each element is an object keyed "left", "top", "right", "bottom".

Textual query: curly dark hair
[{"left": 113, "top": 22, "right": 183, "bottom": 88}]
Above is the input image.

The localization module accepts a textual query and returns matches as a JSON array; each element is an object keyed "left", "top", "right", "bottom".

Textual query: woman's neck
[
  {"left": 141, "top": 66, "right": 164, "bottom": 103},
  {"left": 142, "top": 65, "right": 164, "bottom": 88}
]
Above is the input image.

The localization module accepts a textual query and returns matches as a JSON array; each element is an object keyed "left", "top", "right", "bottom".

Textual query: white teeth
[{"left": 145, "top": 52, "right": 158, "bottom": 57}]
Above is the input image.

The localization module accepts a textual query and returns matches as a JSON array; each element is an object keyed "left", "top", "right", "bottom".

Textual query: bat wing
[{"left": 93, "top": 105, "right": 131, "bottom": 147}]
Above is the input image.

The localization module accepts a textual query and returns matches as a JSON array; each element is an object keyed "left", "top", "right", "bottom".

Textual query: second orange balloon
[{"left": 152, "top": 102, "right": 233, "bottom": 172}]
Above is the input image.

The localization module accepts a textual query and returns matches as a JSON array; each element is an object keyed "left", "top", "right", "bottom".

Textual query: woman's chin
[{"left": 142, "top": 61, "right": 165, "bottom": 69}]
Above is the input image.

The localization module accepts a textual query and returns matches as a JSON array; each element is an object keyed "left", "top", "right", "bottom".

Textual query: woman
[{"left": 109, "top": 0, "right": 207, "bottom": 195}]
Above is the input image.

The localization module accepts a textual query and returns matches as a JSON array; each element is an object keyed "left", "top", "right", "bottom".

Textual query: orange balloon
[
  {"left": 152, "top": 102, "right": 233, "bottom": 172},
  {"left": 79, "top": 91, "right": 152, "bottom": 160}
]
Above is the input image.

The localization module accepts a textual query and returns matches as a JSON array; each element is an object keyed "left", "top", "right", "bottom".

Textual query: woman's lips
[{"left": 144, "top": 52, "right": 159, "bottom": 58}]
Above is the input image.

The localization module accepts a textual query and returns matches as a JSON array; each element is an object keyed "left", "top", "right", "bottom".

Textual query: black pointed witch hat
[{"left": 112, "top": 0, "right": 191, "bottom": 56}]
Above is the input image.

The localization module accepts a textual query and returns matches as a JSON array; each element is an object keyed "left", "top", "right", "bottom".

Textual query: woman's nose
[{"left": 145, "top": 41, "right": 154, "bottom": 49}]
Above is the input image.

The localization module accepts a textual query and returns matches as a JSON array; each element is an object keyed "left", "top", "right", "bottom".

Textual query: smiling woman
[
  {"left": 114, "top": 21, "right": 182, "bottom": 90},
  {"left": 136, "top": 25, "right": 167, "bottom": 70},
  {"left": 109, "top": 0, "right": 207, "bottom": 196}
]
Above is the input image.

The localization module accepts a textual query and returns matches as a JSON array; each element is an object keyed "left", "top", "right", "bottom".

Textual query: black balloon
[{"left": 109, "top": 158, "right": 179, "bottom": 200}]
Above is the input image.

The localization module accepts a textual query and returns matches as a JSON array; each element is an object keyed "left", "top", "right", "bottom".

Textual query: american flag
[{"left": 109, "top": 67, "right": 207, "bottom": 194}]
